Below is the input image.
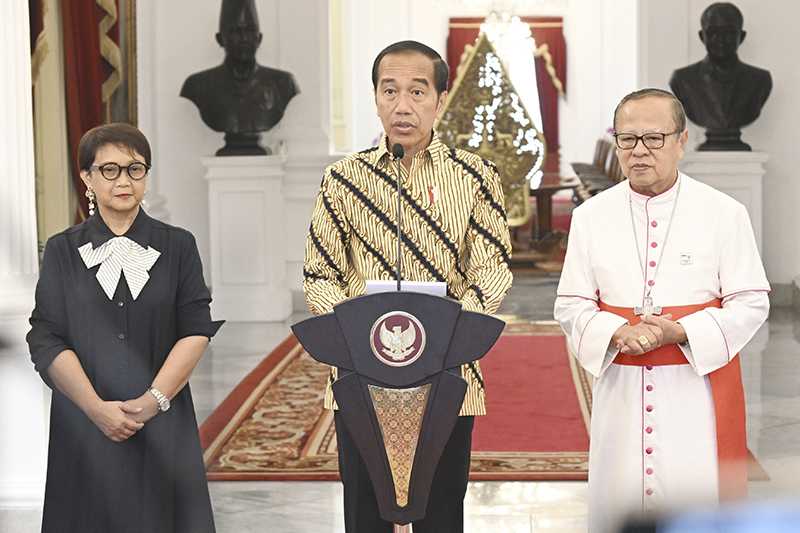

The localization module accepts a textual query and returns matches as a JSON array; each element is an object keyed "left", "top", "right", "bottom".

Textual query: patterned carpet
[
  {"left": 200, "top": 323, "right": 592, "bottom": 481},
  {"left": 201, "top": 337, "right": 338, "bottom": 480},
  {"left": 199, "top": 323, "right": 768, "bottom": 482}
]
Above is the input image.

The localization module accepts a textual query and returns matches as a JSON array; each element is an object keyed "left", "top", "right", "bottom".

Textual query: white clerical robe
[{"left": 554, "top": 173, "right": 769, "bottom": 533}]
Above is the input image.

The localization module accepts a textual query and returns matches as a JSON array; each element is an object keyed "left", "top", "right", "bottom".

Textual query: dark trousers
[{"left": 334, "top": 412, "right": 475, "bottom": 533}]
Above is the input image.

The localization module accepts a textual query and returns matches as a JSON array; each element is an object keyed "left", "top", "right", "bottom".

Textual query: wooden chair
[
  {"left": 571, "top": 137, "right": 627, "bottom": 204},
  {"left": 570, "top": 138, "right": 612, "bottom": 176}
]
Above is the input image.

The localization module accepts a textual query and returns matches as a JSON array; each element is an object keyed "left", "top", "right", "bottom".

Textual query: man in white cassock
[{"left": 554, "top": 88, "right": 770, "bottom": 533}]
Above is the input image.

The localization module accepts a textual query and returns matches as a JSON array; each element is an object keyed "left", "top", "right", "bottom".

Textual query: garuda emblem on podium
[
  {"left": 370, "top": 311, "right": 426, "bottom": 367},
  {"left": 291, "top": 292, "right": 505, "bottom": 524}
]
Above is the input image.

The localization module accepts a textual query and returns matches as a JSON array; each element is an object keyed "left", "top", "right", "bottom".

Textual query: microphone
[{"left": 391, "top": 143, "right": 404, "bottom": 291}]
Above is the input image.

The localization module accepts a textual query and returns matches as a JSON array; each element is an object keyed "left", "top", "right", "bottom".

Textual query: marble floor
[{"left": 3, "top": 273, "right": 799, "bottom": 532}]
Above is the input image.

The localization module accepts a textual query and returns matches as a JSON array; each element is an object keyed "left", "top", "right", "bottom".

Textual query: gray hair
[{"left": 613, "top": 88, "right": 687, "bottom": 132}]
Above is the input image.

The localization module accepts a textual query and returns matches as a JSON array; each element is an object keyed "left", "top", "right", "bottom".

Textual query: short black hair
[
  {"left": 613, "top": 88, "right": 687, "bottom": 133},
  {"left": 701, "top": 2, "right": 744, "bottom": 30},
  {"left": 77, "top": 123, "right": 152, "bottom": 172},
  {"left": 371, "top": 40, "right": 449, "bottom": 95}
]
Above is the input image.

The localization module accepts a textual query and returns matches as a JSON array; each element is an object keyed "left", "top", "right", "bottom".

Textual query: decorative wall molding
[{"left": 203, "top": 156, "right": 292, "bottom": 322}]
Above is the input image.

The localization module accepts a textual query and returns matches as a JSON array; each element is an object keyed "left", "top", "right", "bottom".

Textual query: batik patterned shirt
[{"left": 303, "top": 132, "right": 512, "bottom": 415}]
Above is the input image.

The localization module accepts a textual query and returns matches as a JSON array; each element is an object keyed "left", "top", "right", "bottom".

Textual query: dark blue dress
[{"left": 26, "top": 210, "right": 222, "bottom": 533}]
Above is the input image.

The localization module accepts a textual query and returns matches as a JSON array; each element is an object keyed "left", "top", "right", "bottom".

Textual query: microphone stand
[
  {"left": 392, "top": 144, "right": 405, "bottom": 292},
  {"left": 391, "top": 144, "right": 412, "bottom": 533}
]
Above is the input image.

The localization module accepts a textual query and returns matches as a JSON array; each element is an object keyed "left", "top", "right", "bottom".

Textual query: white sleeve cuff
[
  {"left": 600, "top": 345, "right": 620, "bottom": 376},
  {"left": 677, "top": 341, "right": 696, "bottom": 370},
  {"left": 578, "top": 311, "right": 628, "bottom": 378},
  {"left": 677, "top": 310, "right": 730, "bottom": 376}
]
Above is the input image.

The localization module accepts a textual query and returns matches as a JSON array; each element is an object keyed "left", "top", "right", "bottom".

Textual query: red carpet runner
[
  {"left": 199, "top": 322, "right": 765, "bottom": 482},
  {"left": 200, "top": 323, "right": 591, "bottom": 481},
  {"left": 476, "top": 333, "right": 589, "bottom": 452}
]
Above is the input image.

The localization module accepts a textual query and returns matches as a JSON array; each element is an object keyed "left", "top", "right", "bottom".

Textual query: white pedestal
[
  {"left": 202, "top": 156, "right": 292, "bottom": 322},
  {"left": 680, "top": 151, "right": 767, "bottom": 252},
  {"left": 284, "top": 154, "right": 340, "bottom": 295}
]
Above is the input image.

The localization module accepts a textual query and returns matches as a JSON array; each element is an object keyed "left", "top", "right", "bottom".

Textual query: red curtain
[
  {"left": 29, "top": 0, "right": 44, "bottom": 113},
  {"left": 62, "top": 1, "right": 119, "bottom": 221},
  {"left": 447, "top": 16, "right": 566, "bottom": 175},
  {"left": 29, "top": 0, "right": 44, "bottom": 54}
]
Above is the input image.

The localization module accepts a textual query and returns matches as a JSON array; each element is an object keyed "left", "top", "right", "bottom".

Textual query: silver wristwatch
[{"left": 148, "top": 387, "right": 171, "bottom": 412}]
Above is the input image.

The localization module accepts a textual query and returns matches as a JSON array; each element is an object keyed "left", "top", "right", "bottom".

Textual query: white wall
[
  {"left": 638, "top": 0, "right": 800, "bottom": 284},
  {"left": 558, "top": 0, "right": 640, "bottom": 175},
  {"left": 137, "top": 0, "right": 331, "bottom": 285},
  {"left": 139, "top": 0, "right": 799, "bottom": 293},
  {"left": 341, "top": 0, "right": 642, "bottom": 176},
  {"left": 637, "top": 1, "right": 691, "bottom": 91},
  {"left": 140, "top": 0, "right": 643, "bottom": 283},
  {"left": 555, "top": 1, "right": 605, "bottom": 174},
  {"left": 341, "top": 0, "right": 571, "bottom": 152},
  {"left": 693, "top": 0, "right": 800, "bottom": 285}
]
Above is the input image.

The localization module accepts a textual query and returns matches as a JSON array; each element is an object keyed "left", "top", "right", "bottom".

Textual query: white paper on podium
[{"left": 365, "top": 280, "right": 447, "bottom": 297}]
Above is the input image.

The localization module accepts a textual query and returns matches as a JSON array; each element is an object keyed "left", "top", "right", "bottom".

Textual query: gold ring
[{"left": 638, "top": 335, "right": 651, "bottom": 346}]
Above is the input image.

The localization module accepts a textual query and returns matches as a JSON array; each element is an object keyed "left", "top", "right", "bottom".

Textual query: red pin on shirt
[{"left": 428, "top": 185, "right": 439, "bottom": 205}]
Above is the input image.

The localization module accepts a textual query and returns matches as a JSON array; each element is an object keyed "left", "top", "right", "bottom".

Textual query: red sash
[{"left": 598, "top": 299, "right": 747, "bottom": 500}]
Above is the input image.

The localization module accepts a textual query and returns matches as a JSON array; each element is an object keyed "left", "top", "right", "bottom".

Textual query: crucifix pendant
[{"left": 634, "top": 296, "right": 662, "bottom": 317}]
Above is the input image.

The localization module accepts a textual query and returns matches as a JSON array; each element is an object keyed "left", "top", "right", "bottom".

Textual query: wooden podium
[{"left": 292, "top": 291, "right": 504, "bottom": 527}]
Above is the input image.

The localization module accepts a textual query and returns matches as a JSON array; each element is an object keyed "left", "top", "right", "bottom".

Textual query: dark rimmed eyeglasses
[
  {"left": 613, "top": 131, "right": 680, "bottom": 150},
  {"left": 90, "top": 162, "right": 151, "bottom": 181}
]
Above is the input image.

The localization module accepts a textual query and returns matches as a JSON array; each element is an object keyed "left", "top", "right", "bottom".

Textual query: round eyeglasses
[
  {"left": 614, "top": 131, "right": 680, "bottom": 150},
  {"left": 90, "top": 161, "right": 151, "bottom": 181}
]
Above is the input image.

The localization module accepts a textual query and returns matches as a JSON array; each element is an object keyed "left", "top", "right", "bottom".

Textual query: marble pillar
[
  {"left": 272, "top": 0, "right": 338, "bottom": 310},
  {"left": 0, "top": 0, "right": 49, "bottom": 509},
  {"left": 135, "top": 0, "right": 171, "bottom": 223}
]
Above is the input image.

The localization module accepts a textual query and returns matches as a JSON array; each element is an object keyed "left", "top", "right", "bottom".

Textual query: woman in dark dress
[{"left": 26, "top": 123, "right": 222, "bottom": 533}]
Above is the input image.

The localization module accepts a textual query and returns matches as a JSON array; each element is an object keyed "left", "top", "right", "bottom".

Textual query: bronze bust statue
[
  {"left": 181, "top": 0, "right": 299, "bottom": 156},
  {"left": 669, "top": 2, "right": 771, "bottom": 151}
]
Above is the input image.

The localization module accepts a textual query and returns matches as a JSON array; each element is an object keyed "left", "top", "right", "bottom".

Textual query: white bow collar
[{"left": 78, "top": 236, "right": 161, "bottom": 300}]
